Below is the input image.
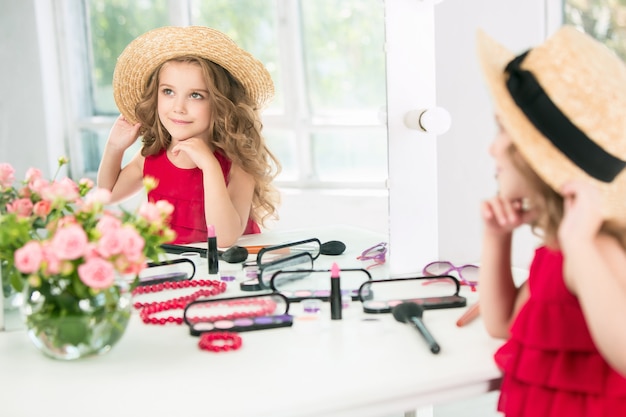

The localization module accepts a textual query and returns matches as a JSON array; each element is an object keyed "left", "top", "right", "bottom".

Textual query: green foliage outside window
[{"left": 565, "top": 0, "right": 626, "bottom": 61}]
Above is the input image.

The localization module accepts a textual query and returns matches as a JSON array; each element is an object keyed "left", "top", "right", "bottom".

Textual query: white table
[{"left": 0, "top": 226, "right": 503, "bottom": 417}]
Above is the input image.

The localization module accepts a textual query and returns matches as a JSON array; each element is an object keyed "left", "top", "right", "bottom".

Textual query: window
[
  {"left": 58, "top": 0, "right": 387, "bottom": 189},
  {"left": 564, "top": 1, "right": 626, "bottom": 60}
]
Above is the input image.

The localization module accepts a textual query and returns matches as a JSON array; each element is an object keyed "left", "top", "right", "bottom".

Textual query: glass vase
[
  {"left": 21, "top": 276, "right": 132, "bottom": 360},
  {"left": 2, "top": 260, "right": 22, "bottom": 309}
]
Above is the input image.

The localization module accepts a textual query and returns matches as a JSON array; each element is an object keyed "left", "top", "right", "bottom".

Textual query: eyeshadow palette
[
  {"left": 183, "top": 293, "right": 292, "bottom": 336},
  {"left": 357, "top": 275, "right": 467, "bottom": 314},
  {"left": 362, "top": 295, "right": 466, "bottom": 314},
  {"left": 187, "top": 314, "right": 293, "bottom": 336}
]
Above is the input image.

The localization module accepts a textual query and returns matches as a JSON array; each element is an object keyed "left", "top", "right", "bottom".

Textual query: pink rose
[
  {"left": 138, "top": 202, "right": 161, "bottom": 223},
  {"left": 96, "top": 214, "right": 122, "bottom": 234},
  {"left": 41, "top": 244, "right": 61, "bottom": 275},
  {"left": 79, "top": 178, "right": 94, "bottom": 189},
  {"left": 97, "top": 229, "right": 125, "bottom": 258},
  {"left": 28, "top": 177, "right": 48, "bottom": 194},
  {"left": 124, "top": 260, "right": 147, "bottom": 275},
  {"left": 14, "top": 241, "right": 43, "bottom": 274},
  {"left": 6, "top": 198, "right": 34, "bottom": 218},
  {"left": 51, "top": 224, "right": 88, "bottom": 260},
  {"left": 33, "top": 200, "right": 52, "bottom": 218},
  {"left": 41, "top": 178, "right": 79, "bottom": 203},
  {"left": 155, "top": 200, "right": 174, "bottom": 216},
  {"left": 56, "top": 215, "right": 77, "bottom": 229},
  {"left": 25, "top": 167, "right": 43, "bottom": 184},
  {"left": 85, "top": 188, "right": 111, "bottom": 205},
  {"left": 0, "top": 163, "right": 15, "bottom": 188},
  {"left": 118, "top": 226, "right": 145, "bottom": 261},
  {"left": 77, "top": 257, "right": 115, "bottom": 289}
]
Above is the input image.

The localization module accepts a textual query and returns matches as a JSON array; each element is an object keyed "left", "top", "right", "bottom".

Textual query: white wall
[
  {"left": 1, "top": 0, "right": 555, "bottom": 270},
  {"left": 435, "top": 0, "right": 547, "bottom": 267},
  {"left": 0, "top": 0, "right": 52, "bottom": 178}
]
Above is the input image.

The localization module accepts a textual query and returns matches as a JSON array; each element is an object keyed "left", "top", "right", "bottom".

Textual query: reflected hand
[{"left": 171, "top": 137, "right": 215, "bottom": 170}]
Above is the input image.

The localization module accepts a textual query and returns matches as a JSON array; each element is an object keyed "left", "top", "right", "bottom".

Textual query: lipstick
[
  {"left": 207, "top": 224, "right": 219, "bottom": 277},
  {"left": 456, "top": 302, "right": 479, "bottom": 327},
  {"left": 330, "top": 262, "right": 342, "bottom": 320}
]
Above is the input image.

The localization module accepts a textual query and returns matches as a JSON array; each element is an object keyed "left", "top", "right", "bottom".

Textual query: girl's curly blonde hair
[
  {"left": 134, "top": 56, "right": 281, "bottom": 227},
  {"left": 508, "top": 144, "right": 626, "bottom": 250}
]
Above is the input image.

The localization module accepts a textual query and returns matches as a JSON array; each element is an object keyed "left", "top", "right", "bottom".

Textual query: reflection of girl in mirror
[
  {"left": 477, "top": 26, "right": 626, "bottom": 416},
  {"left": 97, "top": 26, "right": 281, "bottom": 246}
]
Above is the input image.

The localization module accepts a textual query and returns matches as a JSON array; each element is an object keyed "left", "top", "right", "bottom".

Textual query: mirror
[
  {"left": 1, "top": 0, "right": 391, "bottom": 330},
  {"left": 77, "top": 0, "right": 390, "bottom": 235}
]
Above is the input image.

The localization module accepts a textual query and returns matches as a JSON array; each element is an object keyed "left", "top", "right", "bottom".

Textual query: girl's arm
[
  {"left": 97, "top": 116, "right": 145, "bottom": 202},
  {"left": 202, "top": 160, "right": 255, "bottom": 247},
  {"left": 172, "top": 138, "right": 255, "bottom": 247},
  {"left": 559, "top": 180, "right": 626, "bottom": 375},
  {"left": 478, "top": 196, "right": 531, "bottom": 339}
]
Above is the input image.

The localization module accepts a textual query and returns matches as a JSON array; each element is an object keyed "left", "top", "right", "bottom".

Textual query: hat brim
[{"left": 113, "top": 26, "right": 274, "bottom": 124}]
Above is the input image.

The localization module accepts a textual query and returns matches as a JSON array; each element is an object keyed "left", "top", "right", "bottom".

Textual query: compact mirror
[
  {"left": 271, "top": 268, "right": 372, "bottom": 302},
  {"left": 357, "top": 275, "right": 466, "bottom": 314},
  {"left": 256, "top": 252, "right": 315, "bottom": 290},
  {"left": 138, "top": 258, "right": 196, "bottom": 285},
  {"left": 256, "top": 238, "right": 321, "bottom": 265}
]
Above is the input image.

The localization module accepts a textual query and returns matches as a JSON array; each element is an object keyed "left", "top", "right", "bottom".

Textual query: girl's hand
[
  {"left": 558, "top": 180, "right": 603, "bottom": 252},
  {"left": 108, "top": 115, "right": 141, "bottom": 150},
  {"left": 170, "top": 137, "right": 216, "bottom": 170},
  {"left": 481, "top": 195, "right": 531, "bottom": 237}
]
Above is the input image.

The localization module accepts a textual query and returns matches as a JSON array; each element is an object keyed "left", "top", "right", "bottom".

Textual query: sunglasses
[
  {"left": 422, "top": 261, "right": 479, "bottom": 291},
  {"left": 356, "top": 242, "right": 387, "bottom": 269}
]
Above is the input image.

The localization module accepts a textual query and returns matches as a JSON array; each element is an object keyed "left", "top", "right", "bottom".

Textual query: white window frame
[{"left": 51, "top": 0, "right": 388, "bottom": 191}]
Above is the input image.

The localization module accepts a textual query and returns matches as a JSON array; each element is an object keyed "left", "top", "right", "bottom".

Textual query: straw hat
[
  {"left": 477, "top": 26, "right": 626, "bottom": 225},
  {"left": 113, "top": 26, "right": 274, "bottom": 123}
]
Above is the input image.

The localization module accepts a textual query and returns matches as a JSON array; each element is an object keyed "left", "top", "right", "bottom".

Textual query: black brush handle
[{"left": 161, "top": 244, "right": 208, "bottom": 258}]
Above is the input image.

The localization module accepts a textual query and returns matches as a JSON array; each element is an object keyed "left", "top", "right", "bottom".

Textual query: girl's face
[
  {"left": 490, "top": 116, "right": 535, "bottom": 204},
  {"left": 157, "top": 61, "right": 211, "bottom": 142}
]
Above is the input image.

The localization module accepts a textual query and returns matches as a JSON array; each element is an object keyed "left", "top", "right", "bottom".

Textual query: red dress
[
  {"left": 495, "top": 246, "right": 626, "bottom": 416},
  {"left": 143, "top": 150, "right": 260, "bottom": 244}
]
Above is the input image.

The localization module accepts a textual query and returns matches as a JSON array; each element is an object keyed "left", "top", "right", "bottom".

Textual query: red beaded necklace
[{"left": 132, "top": 279, "right": 227, "bottom": 325}]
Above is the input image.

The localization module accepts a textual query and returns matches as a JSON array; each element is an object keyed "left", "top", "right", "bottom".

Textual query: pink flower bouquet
[{"left": 0, "top": 158, "right": 176, "bottom": 359}]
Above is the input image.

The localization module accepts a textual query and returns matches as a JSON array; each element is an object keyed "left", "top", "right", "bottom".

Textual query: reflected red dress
[
  {"left": 495, "top": 246, "right": 626, "bottom": 416},
  {"left": 143, "top": 150, "right": 260, "bottom": 244}
]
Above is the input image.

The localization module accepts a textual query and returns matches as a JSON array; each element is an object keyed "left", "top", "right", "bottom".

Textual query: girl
[
  {"left": 98, "top": 26, "right": 280, "bottom": 247},
  {"left": 477, "top": 26, "right": 626, "bottom": 416}
]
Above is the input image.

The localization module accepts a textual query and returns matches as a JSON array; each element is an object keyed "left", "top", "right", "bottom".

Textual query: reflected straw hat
[
  {"left": 113, "top": 25, "right": 274, "bottom": 123},
  {"left": 477, "top": 25, "right": 626, "bottom": 225}
]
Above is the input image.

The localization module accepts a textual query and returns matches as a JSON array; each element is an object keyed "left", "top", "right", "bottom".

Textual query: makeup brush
[
  {"left": 161, "top": 242, "right": 248, "bottom": 263},
  {"left": 320, "top": 240, "right": 346, "bottom": 256},
  {"left": 392, "top": 301, "right": 441, "bottom": 354},
  {"left": 220, "top": 246, "right": 249, "bottom": 263}
]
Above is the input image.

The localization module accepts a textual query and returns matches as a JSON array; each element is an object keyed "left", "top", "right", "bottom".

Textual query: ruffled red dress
[
  {"left": 144, "top": 150, "right": 260, "bottom": 244},
  {"left": 495, "top": 246, "right": 626, "bottom": 417}
]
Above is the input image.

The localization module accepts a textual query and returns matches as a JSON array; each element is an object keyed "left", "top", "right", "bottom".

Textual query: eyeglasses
[
  {"left": 356, "top": 242, "right": 387, "bottom": 269},
  {"left": 422, "top": 261, "right": 478, "bottom": 291}
]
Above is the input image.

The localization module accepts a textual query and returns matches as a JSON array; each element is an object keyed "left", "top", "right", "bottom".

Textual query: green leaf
[{"left": 52, "top": 316, "right": 90, "bottom": 346}]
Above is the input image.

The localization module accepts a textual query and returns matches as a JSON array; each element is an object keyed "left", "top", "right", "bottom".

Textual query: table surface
[{"left": 0, "top": 225, "right": 504, "bottom": 417}]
